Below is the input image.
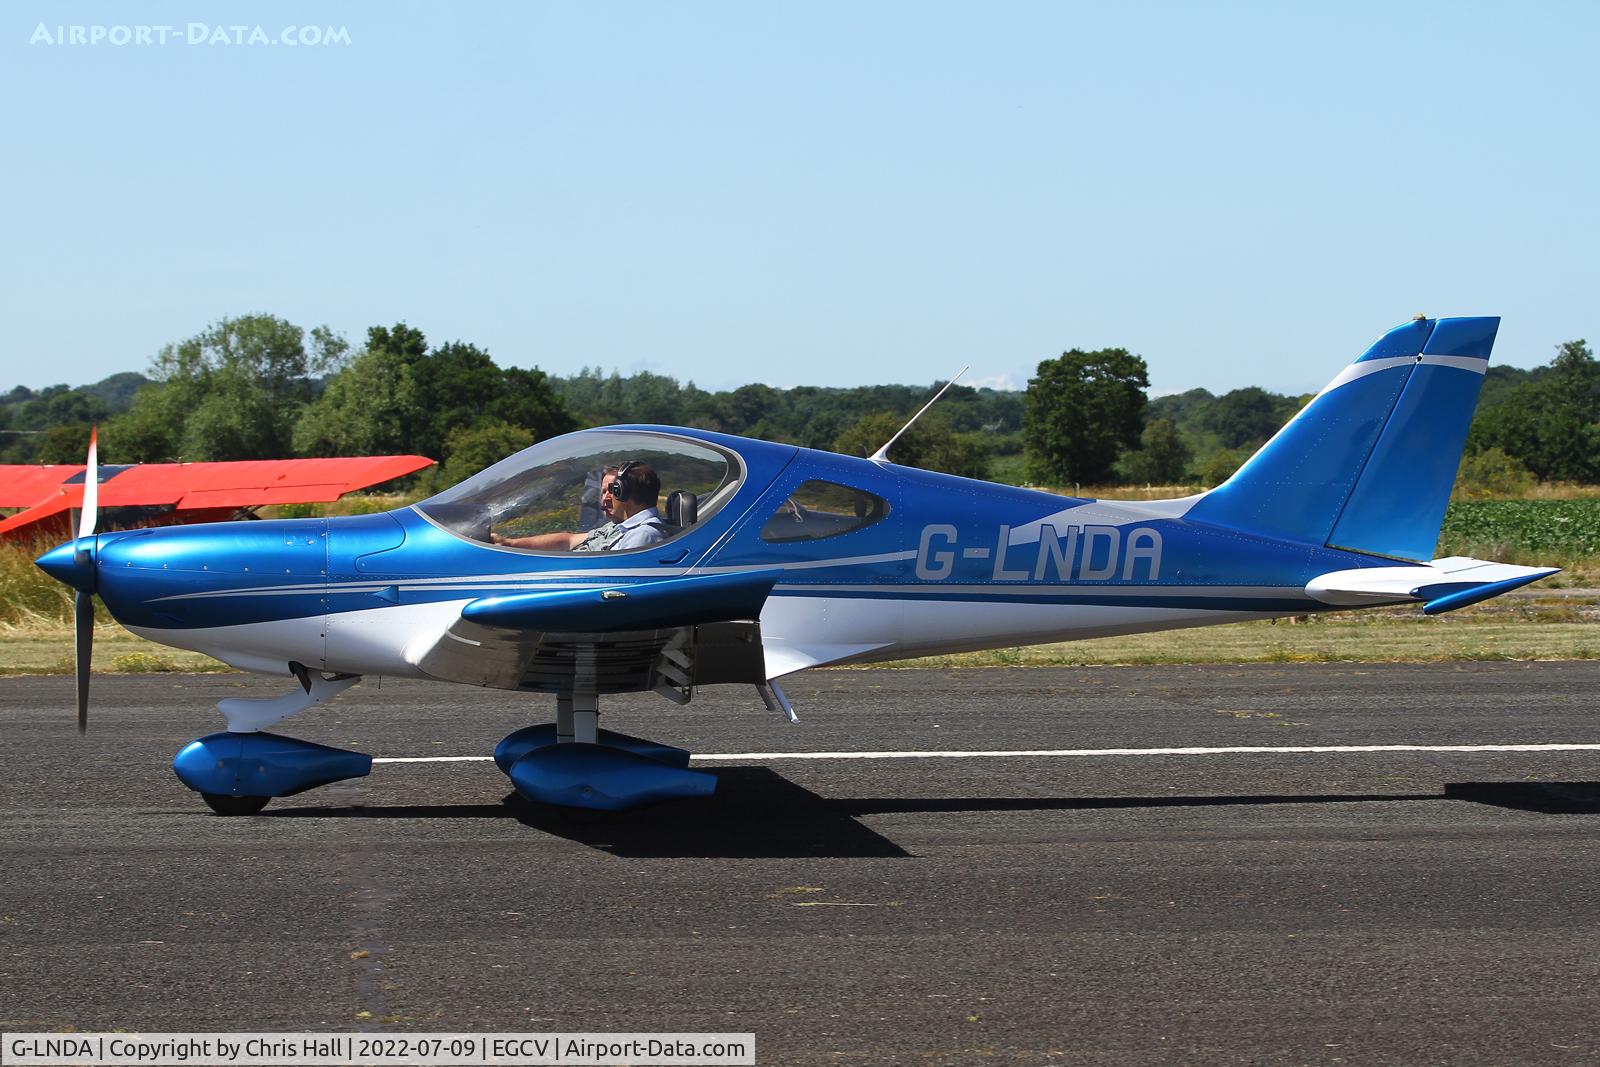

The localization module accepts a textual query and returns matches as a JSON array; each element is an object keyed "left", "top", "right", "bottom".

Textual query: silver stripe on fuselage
[
  {"left": 150, "top": 551, "right": 922, "bottom": 602},
  {"left": 155, "top": 579, "right": 1320, "bottom": 608},
  {"left": 770, "top": 583, "right": 1312, "bottom": 599}
]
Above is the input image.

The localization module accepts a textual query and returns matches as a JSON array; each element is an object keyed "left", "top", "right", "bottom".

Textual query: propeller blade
[
  {"left": 77, "top": 425, "right": 99, "bottom": 541},
  {"left": 74, "top": 589, "right": 94, "bottom": 733}
]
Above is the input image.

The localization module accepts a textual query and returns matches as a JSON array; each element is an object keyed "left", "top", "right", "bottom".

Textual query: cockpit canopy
[{"left": 415, "top": 430, "right": 743, "bottom": 551}]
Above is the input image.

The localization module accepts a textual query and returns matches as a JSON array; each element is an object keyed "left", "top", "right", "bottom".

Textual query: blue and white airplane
[{"left": 36, "top": 316, "right": 1558, "bottom": 814}]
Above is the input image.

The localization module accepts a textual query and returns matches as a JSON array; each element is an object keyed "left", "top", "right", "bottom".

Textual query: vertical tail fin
[{"left": 1186, "top": 316, "right": 1498, "bottom": 561}]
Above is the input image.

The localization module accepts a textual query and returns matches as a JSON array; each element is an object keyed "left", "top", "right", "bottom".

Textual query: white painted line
[
  {"left": 374, "top": 755, "right": 494, "bottom": 763},
  {"left": 690, "top": 744, "right": 1600, "bottom": 760},
  {"left": 372, "top": 743, "right": 1600, "bottom": 765}
]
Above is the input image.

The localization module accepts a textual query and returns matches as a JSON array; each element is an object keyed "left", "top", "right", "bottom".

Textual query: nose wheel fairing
[
  {"left": 172, "top": 731, "right": 372, "bottom": 802},
  {"left": 172, "top": 667, "right": 372, "bottom": 813}
]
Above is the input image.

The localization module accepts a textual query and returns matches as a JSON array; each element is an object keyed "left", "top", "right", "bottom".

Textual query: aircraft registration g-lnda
[
  {"left": 36, "top": 316, "right": 1558, "bottom": 814},
  {"left": 915, "top": 522, "right": 1164, "bottom": 582}
]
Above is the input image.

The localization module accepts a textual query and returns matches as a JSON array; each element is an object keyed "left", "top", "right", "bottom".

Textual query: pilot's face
[{"left": 600, "top": 475, "right": 622, "bottom": 521}]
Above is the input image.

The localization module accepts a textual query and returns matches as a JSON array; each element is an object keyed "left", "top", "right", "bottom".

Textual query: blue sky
[{"left": 3, "top": 2, "right": 1595, "bottom": 396}]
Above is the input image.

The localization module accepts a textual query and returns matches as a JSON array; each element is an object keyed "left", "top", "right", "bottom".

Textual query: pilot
[
  {"left": 492, "top": 461, "right": 668, "bottom": 552},
  {"left": 582, "top": 461, "right": 667, "bottom": 551}
]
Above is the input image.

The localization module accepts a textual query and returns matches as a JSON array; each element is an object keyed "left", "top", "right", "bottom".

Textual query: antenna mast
[{"left": 869, "top": 366, "right": 970, "bottom": 463}]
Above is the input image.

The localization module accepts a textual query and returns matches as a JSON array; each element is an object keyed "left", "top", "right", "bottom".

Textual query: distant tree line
[
  {"left": 1466, "top": 340, "right": 1600, "bottom": 484},
  {"left": 3, "top": 315, "right": 1594, "bottom": 493}
]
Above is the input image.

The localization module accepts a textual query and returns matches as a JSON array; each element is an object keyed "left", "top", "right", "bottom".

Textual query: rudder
[{"left": 1186, "top": 316, "right": 1498, "bottom": 561}]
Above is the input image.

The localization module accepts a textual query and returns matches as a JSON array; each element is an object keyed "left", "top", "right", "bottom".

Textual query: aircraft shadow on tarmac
[
  {"left": 259, "top": 770, "right": 1600, "bottom": 859},
  {"left": 1442, "top": 781, "right": 1600, "bottom": 815}
]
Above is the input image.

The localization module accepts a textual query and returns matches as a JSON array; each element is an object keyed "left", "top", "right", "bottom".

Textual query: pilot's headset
[{"left": 607, "top": 461, "right": 643, "bottom": 503}]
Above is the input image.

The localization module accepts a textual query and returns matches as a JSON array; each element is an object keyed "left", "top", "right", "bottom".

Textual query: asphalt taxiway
[{"left": 3, "top": 663, "right": 1599, "bottom": 1064}]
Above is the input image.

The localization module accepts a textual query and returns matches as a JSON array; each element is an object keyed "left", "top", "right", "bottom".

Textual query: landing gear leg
[
  {"left": 571, "top": 689, "right": 599, "bottom": 745},
  {"left": 556, "top": 693, "right": 574, "bottom": 744},
  {"left": 172, "top": 664, "right": 371, "bottom": 813}
]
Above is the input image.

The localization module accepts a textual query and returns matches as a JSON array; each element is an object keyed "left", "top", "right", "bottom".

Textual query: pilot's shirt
[
  {"left": 571, "top": 508, "right": 668, "bottom": 552},
  {"left": 610, "top": 507, "right": 668, "bottom": 550},
  {"left": 571, "top": 521, "right": 621, "bottom": 552}
]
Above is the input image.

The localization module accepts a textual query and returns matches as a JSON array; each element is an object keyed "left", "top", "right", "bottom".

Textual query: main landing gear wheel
[{"left": 201, "top": 793, "right": 271, "bottom": 816}]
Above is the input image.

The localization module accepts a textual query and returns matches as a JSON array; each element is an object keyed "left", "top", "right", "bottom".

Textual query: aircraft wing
[
  {"left": 1305, "top": 556, "right": 1560, "bottom": 615},
  {"left": 0, "top": 493, "right": 76, "bottom": 538},
  {"left": 0, "top": 464, "right": 82, "bottom": 506},
  {"left": 407, "top": 569, "right": 781, "bottom": 698},
  {"left": 0, "top": 455, "right": 434, "bottom": 538}
]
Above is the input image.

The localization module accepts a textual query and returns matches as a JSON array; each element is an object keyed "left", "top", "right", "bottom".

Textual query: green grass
[
  {"left": 885, "top": 588, "right": 1600, "bottom": 667},
  {"left": 0, "top": 536, "right": 79, "bottom": 627},
  {"left": 0, "top": 630, "right": 229, "bottom": 676},
  {"left": 894, "top": 618, "right": 1600, "bottom": 668},
  {"left": 2, "top": 591, "right": 1593, "bottom": 675},
  {"left": 1436, "top": 499, "right": 1600, "bottom": 561}
]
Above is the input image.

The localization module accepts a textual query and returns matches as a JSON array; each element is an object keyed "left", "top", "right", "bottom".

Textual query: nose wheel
[
  {"left": 201, "top": 792, "right": 271, "bottom": 816},
  {"left": 174, "top": 731, "right": 372, "bottom": 815}
]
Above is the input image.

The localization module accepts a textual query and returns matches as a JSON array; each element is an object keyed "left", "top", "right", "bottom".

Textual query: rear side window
[{"left": 760, "top": 480, "right": 890, "bottom": 543}]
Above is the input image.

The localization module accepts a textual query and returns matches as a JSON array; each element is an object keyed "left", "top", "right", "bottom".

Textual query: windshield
[{"left": 415, "top": 430, "right": 742, "bottom": 552}]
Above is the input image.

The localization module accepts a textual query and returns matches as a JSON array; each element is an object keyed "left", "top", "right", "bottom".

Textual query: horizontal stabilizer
[
  {"left": 461, "top": 568, "right": 781, "bottom": 633},
  {"left": 1305, "top": 556, "right": 1559, "bottom": 614}
]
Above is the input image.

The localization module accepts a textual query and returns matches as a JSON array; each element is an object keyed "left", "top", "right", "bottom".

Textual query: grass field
[
  {"left": 894, "top": 609, "right": 1600, "bottom": 668},
  {"left": 0, "top": 630, "right": 229, "bottom": 676},
  {"left": 1437, "top": 499, "right": 1600, "bottom": 563},
  {"left": 3, "top": 589, "right": 1594, "bottom": 675}
]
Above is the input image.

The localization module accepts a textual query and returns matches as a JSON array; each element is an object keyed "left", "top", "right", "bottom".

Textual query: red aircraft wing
[
  {"left": 0, "top": 465, "right": 83, "bottom": 507},
  {"left": 0, "top": 455, "right": 434, "bottom": 539}
]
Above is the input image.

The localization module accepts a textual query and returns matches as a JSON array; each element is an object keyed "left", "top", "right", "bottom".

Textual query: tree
[
  {"left": 833, "top": 412, "right": 991, "bottom": 479},
  {"left": 1121, "top": 418, "right": 1192, "bottom": 485},
  {"left": 1200, "top": 386, "right": 1296, "bottom": 448},
  {"left": 1200, "top": 447, "right": 1247, "bottom": 487},
  {"left": 1146, "top": 387, "right": 1216, "bottom": 427},
  {"left": 293, "top": 345, "right": 422, "bottom": 457},
  {"left": 1023, "top": 348, "right": 1149, "bottom": 486},
  {"left": 107, "top": 314, "right": 342, "bottom": 462},
  {"left": 405, "top": 340, "right": 576, "bottom": 462},
  {"left": 43, "top": 390, "right": 108, "bottom": 428},
  {"left": 1469, "top": 339, "right": 1599, "bottom": 482},
  {"left": 1475, "top": 364, "right": 1540, "bottom": 411},
  {"left": 1453, "top": 447, "right": 1535, "bottom": 499},
  {"left": 488, "top": 367, "right": 579, "bottom": 442},
  {"left": 409, "top": 341, "right": 505, "bottom": 460},
  {"left": 34, "top": 423, "right": 94, "bottom": 464},
  {"left": 103, "top": 385, "right": 185, "bottom": 462},
  {"left": 719, "top": 383, "right": 782, "bottom": 437},
  {"left": 82, "top": 371, "right": 150, "bottom": 412},
  {"left": 433, "top": 420, "right": 535, "bottom": 489},
  {"left": 367, "top": 322, "right": 429, "bottom": 366},
  {"left": 797, "top": 407, "right": 849, "bottom": 450},
  {"left": 296, "top": 323, "right": 577, "bottom": 465}
]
